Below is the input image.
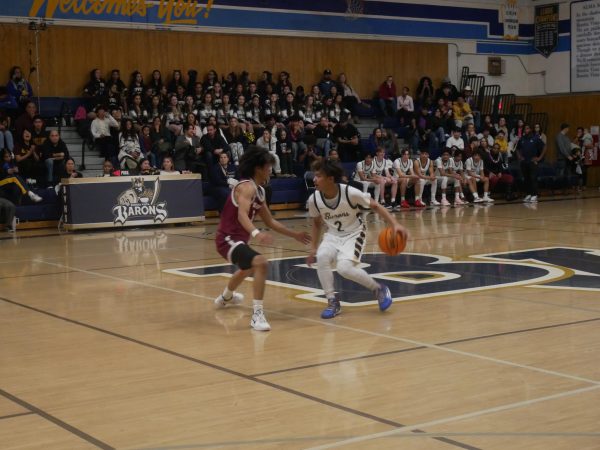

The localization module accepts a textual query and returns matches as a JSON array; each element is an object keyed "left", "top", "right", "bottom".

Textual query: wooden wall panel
[
  {"left": 0, "top": 23, "right": 447, "bottom": 100},
  {"left": 522, "top": 94, "right": 600, "bottom": 186}
]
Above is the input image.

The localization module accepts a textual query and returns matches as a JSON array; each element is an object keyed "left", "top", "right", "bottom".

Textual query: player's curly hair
[
  {"left": 311, "top": 158, "right": 344, "bottom": 183},
  {"left": 238, "top": 145, "right": 276, "bottom": 179}
]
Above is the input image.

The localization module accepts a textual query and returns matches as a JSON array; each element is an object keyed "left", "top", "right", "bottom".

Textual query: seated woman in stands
[
  {"left": 128, "top": 71, "right": 145, "bottom": 107},
  {"left": 59, "top": 158, "right": 83, "bottom": 179},
  {"left": 310, "top": 85, "right": 323, "bottom": 110},
  {"left": 149, "top": 116, "right": 172, "bottom": 168},
  {"left": 232, "top": 94, "right": 248, "bottom": 132},
  {"left": 0, "top": 149, "right": 42, "bottom": 203},
  {"left": 149, "top": 69, "right": 163, "bottom": 96},
  {"left": 118, "top": 119, "right": 143, "bottom": 171},
  {"left": 182, "top": 95, "right": 197, "bottom": 117},
  {"left": 197, "top": 92, "right": 216, "bottom": 127},
  {"left": 185, "top": 113, "right": 203, "bottom": 139},
  {"left": 245, "top": 94, "right": 263, "bottom": 132},
  {"left": 209, "top": 152, "right": 238, "bottom": 212},
  {"left": 165, "top": 95, "right": 184, "bottom": 137},
  {"left": 223, "top": 117, "right": 247, "bottom": 166},
  {"left": 14, "top": 128, "right": 44, "bottom": 184},
  {"left": 137, "top": 158, "right": 160, "bottom": 175},
  {"left": 160, "top": 156, "right": 189, "bottom": 175},
  {"left": 337, "top": 73, "right": 363, "bottom": 123},
  {"left": 129, "top": 94, "right": 148, "bottom": 131},
  {"left": 217, "top": 94, "right": 234, "bottom": 127},
  {"left": 302, "top": 95, "right": 321, "bottom": 132},
  {"left": 281, "top": 93, "right": 300, "bottom": 125},
  {"left": 366, "top": 127, "right": 394, "bottom": 157}
]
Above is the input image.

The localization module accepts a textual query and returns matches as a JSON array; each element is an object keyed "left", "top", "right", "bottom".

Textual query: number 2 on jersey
[{"left": 334, "top": 221, "right": 344, "bottom": 232}]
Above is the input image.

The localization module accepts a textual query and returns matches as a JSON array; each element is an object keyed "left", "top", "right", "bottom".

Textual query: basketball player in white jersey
[
  {"left": 393, "top": 148, "right": 419, "bottom": 209},
  {"left": 434, "top": 148, "right": 453, "bottom": 206},
  {"left": 465, "top": 150, "right": 494, "bottom": 203},
  {"left": 307, "top": 159, "right": 408, "bottom": 319},
  {"left": 448, "top": 148, "right": 468, "bottom": 205},
  {"left": 353, "top": 153, "right": 379, "bottom": 199},
  {"left": 414, "top": 149, "right": 438, "bottom": 207},
  {"left": 372, "top": 147, "right": 398, "bottom": 208}
]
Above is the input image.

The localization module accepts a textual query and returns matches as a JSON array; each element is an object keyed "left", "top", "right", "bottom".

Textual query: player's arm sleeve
[{"left": 307, "top": 194, "right": 319, "bottom": 218}]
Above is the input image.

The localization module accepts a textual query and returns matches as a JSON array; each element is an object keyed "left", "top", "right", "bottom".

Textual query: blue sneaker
[
  {"left": 321, "top": 297, "right": 341, "bottom": 319},
  {"left": 376, "top": 284, "right": 392, "bottom": 311}
]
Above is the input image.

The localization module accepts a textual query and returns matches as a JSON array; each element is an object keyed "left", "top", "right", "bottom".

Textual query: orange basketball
[{"left": 378, "top": 227, "right": 406, "bottom": 256}]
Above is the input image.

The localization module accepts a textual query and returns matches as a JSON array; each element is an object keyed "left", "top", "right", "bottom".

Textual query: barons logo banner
[
  {"left": 164, "top": 247, "right": 600, "bottom": 305},
  {"left": 113, "top": 177, "right": 168, "bottom": 225}
]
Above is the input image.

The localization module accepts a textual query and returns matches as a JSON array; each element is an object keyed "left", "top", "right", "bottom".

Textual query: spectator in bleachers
[
  {"left": 91, "top": 106, "right": 120, "bottom": 165},
  {"left": 289, "top": 117, "right": 307, "bottom": 161},
  {"left": 232, "top": 94, "right": 249, "bottom": 131},
  {"left": 406, "top": 117, "right": 421, "bottom": 154},
  {"left": 464, "top": 136, "right": 479, "bottom": 161},
  {"left": 255, "top": 128, "right": 282, "bottom": 177},
  {"left": 337, "top": 73, "right": 362, "bottom": 123},
  {"left": 0, "top": 111, "right": 13, "bottom": 153},
  {"left": 415, "top": 76, "right": 434, "bottom": 109},
  {"left": 302, "top": 95, "right": 320, "bottom": 131},
  {"left": 245, "top": 94, "right": 263, "bottom": 132},
  {"left": 14, "top": 128, "right": 44, "bottom": 183},
  {"left": 185, "top": 113, "right": 203, "bottom": 139},
  {"left": 7, "top": 66, "right": 33, "bottom": 111},
  {"left": 485, "top": 143, "right": 515, "bottom": 200},
  {"left": 510, "top": 119, "right": 525, "bottom": 144},
  {"left": 276, "top": 71, "right": 293, "bottom": 96},
  {"left": 297, "top": 134, "right": 321, "bottom": 172},
  {"left": 137, "top": 158, "right": 160, "bottom": 175},
  {"left": 212, "top": 82, "right": 224, "bottom": 110},
  {"left": 210, "top": 152, "right": 238, "bottom": 212},
  {"left": 554, "top": 123, "right": 573, "bottom": 188},
  {"left": 479, "top": 137, "right": 490, "bottom": 154},
  {"left": 281, "top": 93, "right": 299, "bottom": 124},
  {"left": 31, "top": 116, "right": 48, "bottom": 148},
  {"left": 1, "top": 148, "right": 42, "bottom": 204},
  {"left": 333, "top": 113, "right": 361, "bottom": 161},
  {"left": 494, "top": 129, "right": 508, "bottom": 155},
  {"left": 446, "top": 127, "right": 464, "bottom": 151},
  {"left": 83, "top": 69, "right": 106, "bottom": 111},
  {"left": 105, "top": 84, "right": 123, "bottom": 111},
  {"left": 118, "top": 119, "right": 143, "bottom": 171},
  {"left": 139, "top": 124, "right": 153, "bottom": 162},
  {"left": 148, "top": 94, "right": 164, "bottom": 121},
  {"left": 419, "top": 108, "right": 446, "bottom": 157},
  {"left": 463, "top": 123, "right": 477, "bottom": 143},
  {"left": 378, "top": 76, "right": 397, "bottom": 117},
  {"left": 516, "top": 124, "right": 546, "bottom": 203},
  {"left": 129, "top": 94, "right": 148, "bottom": 130},
  {"left": 223, "top": 117, "right": 247, "bottom": 165},
  {"left": 257, "top": 71, "right": 272, "bottom": 98},
  {"left": 101, "top": 160, "right": 120, "bottom": 177},
  {"left": 149, "top": 69, "right": 163, "bottom": 96},
  {"left": 174, "top": 123, "right": 205, "bottom": 175},
  {"left": 204, "top": 70, "right": 218, "bottom": 93},
  {"left": 478, "top": 127, "right": 495, "bottom": 148},
  {"left": 318, "top": 69, "right": 335, "bottom": 97},
  {"left": 150, "top": 116, "right": 172, "bottom": 166},
  {"left": 321, "top": 96, "right": 335, "bottom": 125},
  {"left": 310, "top": 84, "right": 323, "bottom": 109},
  {"left": 247, "top": 81, "right": 260, "bottom": 102},
  {"left": 193, "top": 82, "right": 204, "bottom": 108},
  {"left": 106, "top": 69, "right": 126, "bottom": 98},
  {"left": 200, "top": 122, "right": 230, "bottom": 166},
  {"left": 331, "top": 94, "right": 350, "bottom": 124},
  {"left": 367, "top": 127, "right": 394, "bottom": 157},
  {"left": 396, "top": 86, "right": 414, "bottom": 126},
  {"left": 495, "top": 116, "right": 509, "bottom": 137},
  {"left": 15, "top": 101, "right": 37, "bottom": 140},
  {"left": 314, "top": 115, "right": 332, "bottom": 157},
  {"left": 165, "top": 95, "right": 184, "bottom": 136},
  {"left": 533, "top": 123, "right": 547, "bottom": 145},
  {"left": 160, "top": 156, "right": 186, "bottom": 175},
  {"left": 167, "top": 70, "right": 185, "bottom": 95},
  {"left": 41, "top": 130, "right": 69, "bottom": 186},
  {"left": 276, "top": 128, "right": 294, "bottom": 177},
  {"left": 436, "top": 77, "right": 459, "bottom": 101},
  {"left": 59, "top": 157, "right": 82, "bottom": 179},
  {"left": 452, "top": 96, "right": 473, "bottom": 129},
  {"left": 198, "top": 92, "right": 216, "bottom": 127},
  {"left": 217, "top": 94, "right": 234, "bottom": 126},
  {"left": 128, "top": 71, "right": 145, "bottom": 105},
  {"left": 481, "top": 114, "right": 496, "bottom": 136}
]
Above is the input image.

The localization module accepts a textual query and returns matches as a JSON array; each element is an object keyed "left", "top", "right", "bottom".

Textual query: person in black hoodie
[
  {"left": 83, "top": 68, "right": 106, "bottom": 111},
  {"left": 167, "top": 70, "right": 185, "bottom": 95},
  {"left": 41, "top": 130, "right": 70, "bottom": 186},
  {"left": 209, "top": 152, "right": 238, "bottom": 212},
  {"left": 149, "top": 69, "right": 163, "bottom": 96}
]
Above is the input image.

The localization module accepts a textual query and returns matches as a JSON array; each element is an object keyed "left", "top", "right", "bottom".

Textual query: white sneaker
[
  {"left": 214, "top": 292, "right": 244, "bottom": 308},
  {"left": 473, "top": 197, "right": 484, "bottom": 203},
  {"left": 27, "top": 191, "right": 43, "bottom": 203},
  {"left": 483, "top": 196, "right": 494, "bottom": 203},
  {"left": 441, "top": 198, "right": 451, "bottom": 206},
  {"left": 530, "top": 195, "right": 538, "bottom": 203},
  {"left": 523, "top": 195, "right": 531, "bottom": 203},
  {"left": 430, "top": 199, "right": 441, "bottom": 206},
  {"left": 250, "top": 309, "right": 271, "bottom": 331}
]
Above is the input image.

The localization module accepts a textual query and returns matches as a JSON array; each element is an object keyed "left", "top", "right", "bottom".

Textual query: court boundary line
[
  {"left": 0, "top": 295, "right": 479, "bottom": 450},
  {"left": 252, "top": 316, "right": 600, "bottom": 377},
  {"left": 304, "top": 384, "right": 600, "bottom": 450},
  {"left": 0, "top": 411, "right": 35, "bottom": 420},
  {"left": 34, "top": 259, "right": 600, "bottom": 386},
  {"left": 0, "top": 388, "right": 114, "bottom": 450}
]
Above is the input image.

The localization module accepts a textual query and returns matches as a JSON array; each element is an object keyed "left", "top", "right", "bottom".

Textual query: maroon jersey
[{"left": 216, "top": 179, "right": 266, "bottom": 261}]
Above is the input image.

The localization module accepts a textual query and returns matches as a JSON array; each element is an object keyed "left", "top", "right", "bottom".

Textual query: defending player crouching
[{"left": 306, "top": 159, "right": 409, "bottom": 319}]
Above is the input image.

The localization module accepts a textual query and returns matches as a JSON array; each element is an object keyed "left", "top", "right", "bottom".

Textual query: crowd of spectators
[{"left": 0, "top": 65, "right": 595, "bottom": 231}]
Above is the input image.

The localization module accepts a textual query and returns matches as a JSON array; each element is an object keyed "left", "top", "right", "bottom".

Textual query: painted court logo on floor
[{"left": 164, "top": 247, "right": 600, "bottom": 306}]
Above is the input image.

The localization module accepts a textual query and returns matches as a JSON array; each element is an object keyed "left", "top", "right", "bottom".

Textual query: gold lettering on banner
[{"left": 29, "top": 0, "right": 213, "bottom": 25}]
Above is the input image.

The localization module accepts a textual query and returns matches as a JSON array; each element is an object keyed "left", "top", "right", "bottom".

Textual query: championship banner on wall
[
  {"left": 62, "top": 174, "right": 205, "bottom": 230},
  {"left": 534, "top": 4, "right": 559, "bottom": 57},
  {"left": 502, "top": 0, "right": 520, "bottom": 40}
]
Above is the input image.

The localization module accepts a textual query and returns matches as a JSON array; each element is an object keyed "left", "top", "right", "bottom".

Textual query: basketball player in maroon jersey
[{"left": 215, "top": 146, "right": 311, "bottom": 331}]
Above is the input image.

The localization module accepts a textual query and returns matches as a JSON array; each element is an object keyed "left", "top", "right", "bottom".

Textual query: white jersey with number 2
[{"left": 308, "top": 184, "right": 371, "bottom": 237}]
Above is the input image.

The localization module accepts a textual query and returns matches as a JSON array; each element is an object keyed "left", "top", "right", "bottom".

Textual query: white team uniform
[
  {"left": 435, "top": 157, "right": 453, "bottom": 189},
  {"left": 372, "top": 158, "right": 388, "bottom": 177},
  {"left": 308, "top": 184, "right": 371, "bottom": 263},
  {"left": 353, "top": 160, "right": 379, "bottom": 199},
  {"left": 416, "top": 158, "right": 437, "bottom": 199},
  {"left": 465, "top": 157, "right": 484, "bottom": 181},
  {"left": 392, "top": 158, "right": 414, "bottom": 181}
]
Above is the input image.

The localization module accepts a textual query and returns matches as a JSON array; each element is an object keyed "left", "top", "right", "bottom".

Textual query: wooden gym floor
[{"left": 1, "top": 195, "right": 600, "bottom": 450}]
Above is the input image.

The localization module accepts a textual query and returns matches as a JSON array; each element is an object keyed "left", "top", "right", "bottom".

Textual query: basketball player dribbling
[
  {"left": 215, "top": 146, "right": 311, "bottom": 331},
  {"left": 306, "top": 159, "right": 408, "bottom": 319}
]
